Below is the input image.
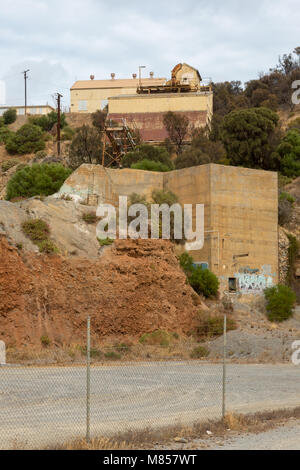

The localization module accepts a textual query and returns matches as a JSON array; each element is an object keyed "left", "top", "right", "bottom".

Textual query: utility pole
[
  {"left": 22, "top": 70, "right": 30, "bottom": 115},
  {"left": 56, "top": 93, "right": 63, "bottom": 156}
]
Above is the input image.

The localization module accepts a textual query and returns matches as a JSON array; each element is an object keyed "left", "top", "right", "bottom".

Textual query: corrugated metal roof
[{"left": 70, "top": 78, "right": 167, "bottom": 90}]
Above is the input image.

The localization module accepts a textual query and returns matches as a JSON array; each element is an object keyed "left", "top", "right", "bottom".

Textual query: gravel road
[
  {"left": 211, "top": 420, "right": 300, "bottom": 450},
  {"left": 0, "top": 361, "right": 299, "bottom": 449}
]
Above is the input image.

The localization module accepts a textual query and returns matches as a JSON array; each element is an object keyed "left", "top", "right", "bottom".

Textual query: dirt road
[{"left": 0, "top": 361, "right": 299, "bottom": 449}]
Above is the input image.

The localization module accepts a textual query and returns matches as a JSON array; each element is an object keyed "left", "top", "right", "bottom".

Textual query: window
[
  {"left": 78, "top": 100, "right": 87, "bottom": 111},
  {"left": 192, "top": 262, "right": 209, "bottom": 270},
  {"left": 228, "top": 278, "right": 237, "bottom": 292},
  {"left": 18, "top": 108, "right": 25, "bottom": 115}
]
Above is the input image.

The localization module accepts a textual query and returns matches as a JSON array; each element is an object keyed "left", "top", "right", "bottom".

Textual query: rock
[
  {"left": 206, "top": 430, "right": 213, "bottom": 435},
  {"left": 174, "top": 437, "right": 188, "bottom": 443}
]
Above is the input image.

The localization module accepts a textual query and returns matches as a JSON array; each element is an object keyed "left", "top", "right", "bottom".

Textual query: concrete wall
[
  {"left": 108, "top": 92, "right": 213, "bottom": 114},
  {"left": 59, "top": 163, "right": 278, "bottom": 292}
]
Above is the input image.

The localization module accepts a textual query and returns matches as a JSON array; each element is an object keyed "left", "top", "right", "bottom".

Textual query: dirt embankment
[{"left": 0, "top": 236, "right": 200, "bottom": 349}]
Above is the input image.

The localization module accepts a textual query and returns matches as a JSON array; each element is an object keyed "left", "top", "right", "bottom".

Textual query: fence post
[
  {"left": 86, "top": 316, "right": 91, "bottom": 443},
  {"left": 222, "top": 314, "right": 227, "bottom": 419}
]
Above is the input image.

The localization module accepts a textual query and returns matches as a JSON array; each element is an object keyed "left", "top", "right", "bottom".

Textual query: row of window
[
  {"left": 0, "top": 108, "right": 45, "bottom": 116},
  {"left": 78, "top": 99, "right": 108, "bottom": 111}
]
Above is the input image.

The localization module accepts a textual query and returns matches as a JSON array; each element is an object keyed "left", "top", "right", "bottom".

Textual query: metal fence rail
[{"left": 1, "top": 315, "right": 299, "bottom": 449}]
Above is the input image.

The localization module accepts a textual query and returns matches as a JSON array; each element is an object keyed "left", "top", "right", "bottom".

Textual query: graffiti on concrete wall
[{"left": 235, "top": 265, "right": 274, "bottom": 293}]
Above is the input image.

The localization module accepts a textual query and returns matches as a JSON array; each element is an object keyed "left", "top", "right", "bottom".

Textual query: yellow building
[
  {"left": 70, "top": 74, "right": 166, "bottom": 113},
  {"left": 0, "top": 104, "right": 55, "bottom": 116},
  {"left": 107, "top": 90, "right": 213, "bottom": 142}
]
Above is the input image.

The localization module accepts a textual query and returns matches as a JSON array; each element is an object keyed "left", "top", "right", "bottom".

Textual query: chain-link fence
[{"left": 0, "top": 315, "right": 299, "bottom": 449}]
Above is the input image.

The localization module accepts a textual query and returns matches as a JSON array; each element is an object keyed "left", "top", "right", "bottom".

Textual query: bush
[
  {"left": 61, "top": 126, "right": 75, "bottom": 141},
  {"left": 104, "top": 351, "right": 121, "bottom": 360},
  {"left": 82, "top": 212, "right": 99, "bottom": 224},
  {"left": 131, "top": 159, "right": 170, "bottom": 172},
  {"left": 122, "top": 144, "right": 173, "bottom": 169},
  {"left": 37, "top": 239, "right": 59, "bottom": 254},
  {"left": 3, "top": 108, "right": 17, "bottom": 125},
  {"left": 279, "top": 192, "right": 295, "bottom": 204},
  {"left": 278, "top": 197, "right": 293, "bottom": 226},
  {"left": 139, "top": 330, "right": 171, "bottom": 347},
  {"left": 179, "top": 252, "right": 219, "bottom": 297},
  {"left": 40, "top": 335, "right": 51, "bottom": 347},
  {"left": 1, "top": 159, "right": 19, "bottom": 172},
  {"left": 34, "top": 150, "right": 47, "bottom": 161},
  {"left": 22, "top": 219, "right": 50, "bottom": 243},
  {"left": 189, "top": 267, "right": 219, "bottom": 298},
  {"left": 190, "top": 345, "right": 209, "bottom": 359},
  {"left": 6, "top": 163, "right": 71, "bottom": 200},
  {"left": 69, "top": 125, "right": 103, "bottom": 169},
  {"left": 30, "top": 111, "right": 66, "bottom": 132},
  {"left": 195, "top": 313, "right": 237, "bottom": 339},
  {"left": 5, "top": 124, "right": 46, "bottom": 155},
  {"left": 264, "top": 284, "right": 296, "bottom": 322},
  {"left": 0, "top": 126, "right": 14, "bottom": 144},
  {"left": 97, "top": 237, "right": 114, "bottom": 246}
]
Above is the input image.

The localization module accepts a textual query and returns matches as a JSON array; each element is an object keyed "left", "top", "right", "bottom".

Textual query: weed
[
  {"left": 82, "top": 212, "right": 99, "bottom": 224},
  {"left": 22, "top": 219, "right": 49, "bottom": 243},
  {"left": 40, "top": 335, "right": 51, "bottom": 347},
  {"left": 104, "top": 351, "right": 121, "bottom": 360},
  {"left": 190, "top": 345, "right": 209, "bottom": 358},
  {"left": 97, "top": 237, "right": 114, "bottom": 246},
  {"left": 38, "top": 239, "right": 59, "bottom": 254}
]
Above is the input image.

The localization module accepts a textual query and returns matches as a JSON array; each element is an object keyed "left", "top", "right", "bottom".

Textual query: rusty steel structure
[{"left": 101, "top": 117, "right": 137, "bottom": 167}]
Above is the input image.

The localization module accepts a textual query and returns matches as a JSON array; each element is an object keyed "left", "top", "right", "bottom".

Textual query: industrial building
[
  {"left": 0, "top": 104, "right": 55, "bottom": 116},
  {"left": 70, "top": 63, "right": 213, "bottom": 143},
  {"left": 58, "top": 163, "right": 278, "bottom": 294}
]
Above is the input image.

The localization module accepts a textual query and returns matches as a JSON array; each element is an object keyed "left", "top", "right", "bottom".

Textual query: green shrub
[
  {"left": 61, "top": 126, "right": 75, "bottom": 141},
  {"left": 37, "top": 239, "right": 59, "bottom": 254},
  {"left": 195, "top": 313, "right": 237, "bottom": 339},
  {"left": 5, "top": 123, "right": 46, "bottom": 155},
  {"left": 122, "top": 144, "right": 173, "bottom": 169},
  {"left": 179, "top": 252, "right": 194, "bottom": 275},
  {"left": 190, "top": 345, "right": 209, "bottom": 359},
  {"left": 34, "top": 150, "right": 47, "bottom": 161},
  {"left": 264, "top": 284, "right": 296, "bottom": 322},
  {"left": 1, "top": 159, "right": 19, "bottom": 172},
  {"left": 114, "top": 343, "right": 131, "bottom": 353},
  {"left": 40, "top": 335, "right": 51, "bottom": 347},
  {"left": 82, "top": 212, "right": 99, "bottom": 224},
  {"left": 3, "top": 108, "right": 17, "bottom": 125},
  {"left": 0, "top": 126, "right": 14, "bottom": 144},
  {"left": 189, "top": 267, "right": 219, "bottom": 298},
  {"left": 286, "top": 234, "right": 299, "bottom": 285},
  {"left": 30, "top": 111, "right": 66, "bottom": 132},
  {"left": 131, "top": 159, "right": 170, "bottom": 172},
  {"left": 97, "top": 237, "right": 114, "bottom": 246},
  {"left": 279, "top": 192, "right": 295, "bottom": 204},
  {"left": 22, "top": 219, "right": 50, "bottom": 242},
  {"left": 139, "top": 330, "right": 170, "bottom": 347},
  {"left": 6, "top": 163, "right": 71, "bottom": 200},
  {"left": 104, "top": 351, "right": 121, "bottom": 360}
]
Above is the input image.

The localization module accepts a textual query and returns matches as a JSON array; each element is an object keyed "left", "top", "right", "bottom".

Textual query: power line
[{"left": 22, "top": 69, "right": 30, "bottom": 115}]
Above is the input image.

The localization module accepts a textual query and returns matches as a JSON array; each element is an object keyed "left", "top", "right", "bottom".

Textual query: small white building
[{"left": 0, "top": 104, "right": 55, "bottom": 116}]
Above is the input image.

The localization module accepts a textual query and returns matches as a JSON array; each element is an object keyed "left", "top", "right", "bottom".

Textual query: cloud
[{"left": 0, "top": 0, "right": 299, "bottom": 106}]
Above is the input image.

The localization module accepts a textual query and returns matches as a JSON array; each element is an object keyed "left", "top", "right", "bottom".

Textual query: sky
[{"left": 0, "top": 0, "right": 299, "bottom": 108}]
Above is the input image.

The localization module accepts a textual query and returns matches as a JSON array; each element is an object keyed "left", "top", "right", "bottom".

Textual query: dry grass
[{"left": 49, "top": 406, "right": 300, "bottom": 450}]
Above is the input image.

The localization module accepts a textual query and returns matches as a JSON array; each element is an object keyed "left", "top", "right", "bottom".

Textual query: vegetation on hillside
[
  {"left": 179, "top": 252, "right": 219, "bottom": 298},
  {"left": 6, "top": 163, "right": 71, "bottom": 200}
]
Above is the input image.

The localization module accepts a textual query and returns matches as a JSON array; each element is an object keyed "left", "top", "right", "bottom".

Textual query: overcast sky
[{"left": 0, "top": 0, "right": 299, "bottom": 108}]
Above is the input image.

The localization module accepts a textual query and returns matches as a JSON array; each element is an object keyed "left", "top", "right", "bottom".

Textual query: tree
[
  {"left": 68, "top": 125, "right": 103, "bottom": 169},
  {"left": 131, "top": 159, "right": 170, "bottom": 172},
  {"left": 30, "top": 111, "right": 66, "bottom": 132},
  {"left": 276, "top": 129, "right": 300, "bottom": 177},
  {"left": 264, "top": 284, "right": 296, "bottom": 322},
  {"left": 92, "top": 109, "right": 107, "bottom": 132},
  {"left": 3, "top": 108, "right": 17, "bottom": 125},
  {"left": 5, "top": 124, "right": 46, "bottom": 155},
  {"left": 175, "top": 128, "right": 227, "bottom": 169},
  {"left": 122, "top": 144, "right": 173, "bottom": 169},
  {"left": 220, "top": 107, "right": 280, "bottom": 170},
  {"left": 163, "top": 111, "right": 190, "bottom": 154},
  {"left": 179, "top": 252, "right": 219, "bottom": 298},
  {"left": 6, "top": 163, "right": 71, "bottom": 200}
]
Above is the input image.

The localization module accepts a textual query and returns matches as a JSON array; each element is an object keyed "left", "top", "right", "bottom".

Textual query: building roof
[
  {"left": 70, "top": 78, "right": 167, "bottom": 90},
  {"left": 0, "top": 104, "right": 54, "bottom": 109}
]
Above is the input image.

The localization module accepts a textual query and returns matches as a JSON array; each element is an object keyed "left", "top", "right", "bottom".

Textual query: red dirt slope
[{"left": 0, "top": 237, "right": 199, "bottom": 348}]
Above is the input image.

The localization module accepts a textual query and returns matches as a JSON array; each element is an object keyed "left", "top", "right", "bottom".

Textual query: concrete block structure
[{"left": 59, "top": 163, "right": 278, "bottom": 294}]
